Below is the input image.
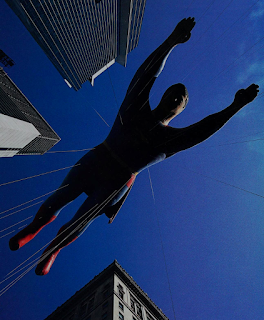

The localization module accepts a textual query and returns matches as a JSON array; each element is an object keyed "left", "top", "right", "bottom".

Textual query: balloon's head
[{"left": 154, "top": 83, "right": 189, "bottom": 125}]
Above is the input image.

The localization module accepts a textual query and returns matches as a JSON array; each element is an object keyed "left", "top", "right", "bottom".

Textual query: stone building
[{"left": 44, "top": 260, "right": 169, "bottom": 320}]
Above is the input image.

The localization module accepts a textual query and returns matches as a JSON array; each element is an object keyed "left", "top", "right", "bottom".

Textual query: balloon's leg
[{"left": 9, "top": 204, "right": 57, "bottom": 251}]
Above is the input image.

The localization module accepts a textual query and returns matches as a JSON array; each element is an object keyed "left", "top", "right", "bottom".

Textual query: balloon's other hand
[
  {"left": 234, "top": 84, "right": 259, "bottom": 106},
  {"left": 170, "top": 17, "right": 196, "bottom": 44}
]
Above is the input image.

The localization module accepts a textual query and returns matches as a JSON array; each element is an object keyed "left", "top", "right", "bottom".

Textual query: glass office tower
[{"left": 5, "top": 0, "right": 147, "bottom": 90}]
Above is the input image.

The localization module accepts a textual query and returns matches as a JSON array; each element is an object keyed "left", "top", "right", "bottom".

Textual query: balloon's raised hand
[
  {"left": 169, "top": 17, "right": 196, "bottom": 45},
  {"left": 234, "top": 84, "right": 259, "bottom": 106}
]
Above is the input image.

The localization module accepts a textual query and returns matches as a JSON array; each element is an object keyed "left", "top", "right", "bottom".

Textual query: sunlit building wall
[
  {"left": 44, "top": 260, "right": 169, "bottom": 320},
  {"left": 5, "top": 0, "right": 147, "bottom": 90},
  {"left": 0, "top": 67, "right": 60, "bottom": 157}
]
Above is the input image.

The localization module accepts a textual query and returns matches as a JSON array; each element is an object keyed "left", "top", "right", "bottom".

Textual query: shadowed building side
[
  {"left": 5, "top": 0, "right": 147, "bottom": 90},
  {"left": 0, "top": 67, "right": 60, "bottom": 157}
]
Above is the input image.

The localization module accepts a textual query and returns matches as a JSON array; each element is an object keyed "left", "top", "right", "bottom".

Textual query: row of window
[
  {"left": 118, "top": 283, "right": 156, "bottom": 320},
  {"left": 118, "top": 284, "right": 143, "bottom": 320},
  {"left": 101, "top": 297, "right": 109, "bottom": 320},
  {"left": 100, "top": 282, "right": 111, "bottom": 320},
  {"left": 118, "top": 289, "right": 125, "bottom": 320}
]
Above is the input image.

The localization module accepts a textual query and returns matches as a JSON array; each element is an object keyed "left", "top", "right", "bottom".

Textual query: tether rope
[
  {"left": 0, "top": 164, "right": 80, "bottom": 188},
  {"left": 147, "top": 168, "right": 177, "bottom": 320}
]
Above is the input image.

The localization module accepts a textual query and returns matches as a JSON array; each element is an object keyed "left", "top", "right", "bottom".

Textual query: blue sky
[{"left": 1, "top": 0, "right": 264, "bottom": 319}]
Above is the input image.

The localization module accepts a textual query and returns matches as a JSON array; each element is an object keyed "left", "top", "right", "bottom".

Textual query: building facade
[
  {"left": 0, "top": 67, "right": 60, "bottom": 157},
  {"left": 44, "top": 261, "right": 169, "bottom": 320},
  {"left": 5, "top": 0, "right": 147, "bottom": 90}
]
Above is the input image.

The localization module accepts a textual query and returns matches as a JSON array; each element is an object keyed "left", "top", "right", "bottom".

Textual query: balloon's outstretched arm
[
  {"left": 119, "top": 18, "right": 196, "bottom": 121},
  {"left": 163, "top": 84, "right": 259, "bottom": 155}
]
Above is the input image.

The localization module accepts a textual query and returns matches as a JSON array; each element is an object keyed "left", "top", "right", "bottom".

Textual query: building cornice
[{"left": 112, "top": 261, "right": 169, "bottom": 320}]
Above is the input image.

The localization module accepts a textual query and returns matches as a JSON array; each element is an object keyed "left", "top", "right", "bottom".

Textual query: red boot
[
  {"left": 35, "top": 226, "right": 78, "bottom": 275},
  {"left": 9, "top": 205, "right": 56, "bottom": 251},
  {"left": 35, "top": 245, "right": 61, "bottom": 276}
]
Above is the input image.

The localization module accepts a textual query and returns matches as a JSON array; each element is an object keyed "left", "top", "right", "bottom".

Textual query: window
[
  {"left": 79, "top": 300, "right": 88, "bottom": 316},
  {"left": 104, "top": 284, "right": 110, "bottom": 290},
  {"left": 119, "top": 312, "right": 124, "bottom": 320},
  {"left": 68, "top": 313, "right": 75, "bottom": 320},
  {"left": 130, "top": 296, "right": 143, "bottom": 319},
  {"left": 146, "top": 312, "right": 155, "bottom": 320},
  {"left": 119, "top": 302, "right": 124, "bottom": 311},
  {"left": 136, "top": 305, "right": 142, "bottom": 318},
  {"left": 130, "top": 297, "right": 135, "bottom": 312},
  {"left": 87, "top": 295, "right": 95, "bottom": 312},
  {"left": 102, "top": 312, "right": 108, "bottom": 320},
  {"left": 103, "top": 283, "right": 110, "bottom": 298},
  {"left": 102, "top": 301, "right": 108, "bottom": 310},
  {"left": 118, "top": 284, "right": 124, "bottom": 300}
]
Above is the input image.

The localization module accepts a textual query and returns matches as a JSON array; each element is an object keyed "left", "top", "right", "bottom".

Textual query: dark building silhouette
[
  {"left": 0, "top": 50, "right": 15, "bottom": 68},
  {"left": 0, "top": 67, "right": 60, "bottom": 157},
  {"left": 5, "top": 0, "right": 147, "bottom": 90},
  {"left": 44, "top": 261, "right": 169, "bottom": 320}
]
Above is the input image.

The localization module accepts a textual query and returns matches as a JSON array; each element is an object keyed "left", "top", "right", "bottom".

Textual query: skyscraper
[
  {"left": 44, "top": 260, "right": 169, "bottom": 320},
  {"left": 5, "top": 0, "right": 147, "bottom": 90},
  {"left": 0, "top": 67, "right": 60, "bottom": 157}
]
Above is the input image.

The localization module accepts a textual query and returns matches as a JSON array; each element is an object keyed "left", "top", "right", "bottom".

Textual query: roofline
[
  {"left": 44, "top": 261, "right": 169, "bottom": 320},
  {"left": 0, "top": 67, "right": 60, "bottom": 139},
  {"left": 112, "top": 261, "right": 169, "bottom": 320}
]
